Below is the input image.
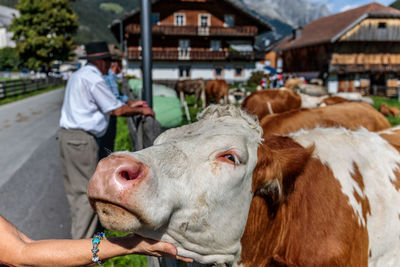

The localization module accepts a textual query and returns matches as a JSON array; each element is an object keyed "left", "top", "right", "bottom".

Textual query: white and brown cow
[{"left": 88, "top": 105, "right": 400, "bottom": 266}]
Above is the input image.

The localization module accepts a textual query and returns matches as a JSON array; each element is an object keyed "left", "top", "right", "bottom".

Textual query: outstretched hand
[{"left": 110, "top": 234, "right": 193, "bottom": 262}]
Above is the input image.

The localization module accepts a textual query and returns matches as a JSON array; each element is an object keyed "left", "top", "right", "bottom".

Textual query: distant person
[
  {"left": 99, "top": 60, "right": 148, "bottom": 159},
  {"left": 0, "top": 214, "right": 192, "bottom": 267},
  {"left": 58, "top": 41, "right": 154, "bottom": 239}
]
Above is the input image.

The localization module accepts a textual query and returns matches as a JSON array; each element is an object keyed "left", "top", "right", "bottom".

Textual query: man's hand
[
  {"left": 127, "top": 100, "right": 149, "bottom": 108},
  {"left": 140, "top": 106, "right": 155, "bottom": 117}
]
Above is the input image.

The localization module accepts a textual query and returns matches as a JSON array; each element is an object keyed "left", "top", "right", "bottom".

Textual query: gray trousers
[{"left": 58, "top": 128, "right": 99, "bottom": 239}]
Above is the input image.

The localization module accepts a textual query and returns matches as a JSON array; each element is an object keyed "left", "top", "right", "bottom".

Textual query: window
[
  {"left": 199, "top": 14, "right": 210, "bottom": 27},
  {"left": 151, "top": 13, "right": 160, "bottom": 25},
  {"left": 277, "top": 59, "right": 283, "bottom": 69},
  {"left": 378, "top": 22, "right": 386, "bottom": 29},
  {"left": 234, "top": 66, "right": 244, "bottom": 77},
  {"left": 179, "top": 66, "right": 191, "bottom": 78},
  {"left": 224, "top": 15, "right": 234, "bottom": 27},
  {"left": 214, "top": 66, "right": 224, "bottom": 78},
  {"left": 179, "top": 39, "right": 190, "bottom": 59},
  {"left": 179, "top": 39, "right": 190, "bottom": 50},
  {"left": 210, "top": 40, "right": 221, "bottom": 51},
  {"left": 174, "top": 13, "right": 185, "bottom": 26}
]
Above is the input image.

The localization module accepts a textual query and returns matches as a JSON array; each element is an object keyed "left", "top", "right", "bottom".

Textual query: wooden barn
[
  {"left": 276, "top": 2, "right": 400, "bottom": 96},
  {"left": 110, "top": 0, "right": 271, "bottom": 84}
]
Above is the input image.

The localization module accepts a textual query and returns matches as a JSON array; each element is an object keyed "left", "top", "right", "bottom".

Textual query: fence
[{"left": 0, "top": 77, "right": 64, "bottom": 99}]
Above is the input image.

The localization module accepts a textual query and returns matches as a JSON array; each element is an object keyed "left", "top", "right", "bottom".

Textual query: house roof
[
  {"left": 277, "top": 2, "right": 400, "bottom": 51},
  {"left": 110, "top": 0, "right": 273, "bottom": 40}
]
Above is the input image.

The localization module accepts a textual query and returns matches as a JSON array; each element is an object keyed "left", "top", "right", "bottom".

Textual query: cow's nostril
[
  {"left": 119, "top": 168, "right": 142, "bottom": 181},
  {"left": 120, "top": 171, "right": 130, "bottom": 180}
]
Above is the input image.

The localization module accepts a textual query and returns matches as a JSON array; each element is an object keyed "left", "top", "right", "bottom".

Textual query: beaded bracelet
[{"left": 91, "top": 232, "right": 106, "bottom": 266}]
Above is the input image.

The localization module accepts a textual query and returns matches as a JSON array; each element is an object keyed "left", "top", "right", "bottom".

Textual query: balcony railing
[
  {"left": 126, "top": 24, "right": 258, "bottom": 37},
  {"left": 127, "top": 48, "right": 258, "bottom": 61}
]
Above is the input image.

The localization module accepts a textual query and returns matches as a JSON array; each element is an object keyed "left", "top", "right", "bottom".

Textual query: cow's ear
[{"left": 253, "top": 137, "right": 313, "bottom": 215}]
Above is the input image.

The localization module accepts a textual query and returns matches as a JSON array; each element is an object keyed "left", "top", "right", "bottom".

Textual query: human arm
[
  {"left": 110, "top": 104, "right": 155, "bottom": 117},
  {"left": 0, "top": 215, "right": 192, "bottom": 267}
]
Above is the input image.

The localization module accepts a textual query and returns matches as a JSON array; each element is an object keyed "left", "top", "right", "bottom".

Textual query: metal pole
[
  {"left": 140, "top": 0, "right": 153, "bottom": 108},
  {"left": 119, "top": 20, "right": 124, "bottom": 54}
]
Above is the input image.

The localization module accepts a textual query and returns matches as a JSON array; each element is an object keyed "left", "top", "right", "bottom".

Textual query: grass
[
  {"left": 0, "top": 85, "right": 64, "bottom": 106},
  {"left": 371, "top": 96, "right": 400, "bottom": 126}
]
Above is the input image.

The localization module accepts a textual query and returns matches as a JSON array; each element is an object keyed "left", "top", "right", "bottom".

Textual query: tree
[
  {"left": 9, "top": 0, "right": 78, "bottom": 71},
  {"left": 0, "top": 47, "right": 21, "bottom": 71}
]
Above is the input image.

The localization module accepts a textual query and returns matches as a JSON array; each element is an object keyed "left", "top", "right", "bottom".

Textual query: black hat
[{"left": 85, "top": 41, "right": 112, "bottom": 60}]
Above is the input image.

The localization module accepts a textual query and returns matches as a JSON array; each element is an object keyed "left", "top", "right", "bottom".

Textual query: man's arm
[{"left": 110, "top": 104, "right": 155, "bottom": 117}]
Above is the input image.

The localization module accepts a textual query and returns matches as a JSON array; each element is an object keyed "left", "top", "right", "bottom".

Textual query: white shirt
[{"left": 60, "top": 64, "right": 124, "bottom": 137}]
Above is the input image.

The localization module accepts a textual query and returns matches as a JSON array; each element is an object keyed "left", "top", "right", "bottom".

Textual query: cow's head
[{"left": 87, "top": 105, "right": 310, "bottom": 265}]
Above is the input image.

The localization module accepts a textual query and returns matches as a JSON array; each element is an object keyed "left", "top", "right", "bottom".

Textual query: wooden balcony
[
  {"left": 126, "top": 24, "right": 258, "bottom": 37},
  {"left": 127, "top": 48, "right": 258, "bottom": 61}
]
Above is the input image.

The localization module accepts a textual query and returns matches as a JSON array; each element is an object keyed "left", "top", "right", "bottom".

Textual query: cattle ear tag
[{"left": 257, "top": 179, "right": 282, "bottom": 203}]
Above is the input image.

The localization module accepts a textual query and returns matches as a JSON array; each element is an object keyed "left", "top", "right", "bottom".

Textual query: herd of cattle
[{"left": 87, "top": 79, "right": 400, "bottom": 266}]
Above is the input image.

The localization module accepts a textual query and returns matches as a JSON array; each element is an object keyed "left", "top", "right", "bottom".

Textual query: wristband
[{"left": 91, "top": 232, "right": 106, "bottom": 266}]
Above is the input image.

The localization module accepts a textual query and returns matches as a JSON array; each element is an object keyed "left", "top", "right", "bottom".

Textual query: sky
[{"left": 306, "top": 0, "right": 394, "bottom": 13}]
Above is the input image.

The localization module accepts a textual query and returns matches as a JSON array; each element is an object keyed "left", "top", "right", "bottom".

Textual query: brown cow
[
  {"left": 175, "top": 79, "right": 206, "bottom": 108},
  {"left": 320, "top": 95, "right": 349, "bottom": 106},
  {"left": 379, "top": 103, "right": 400, "bottom": 117},
  {"left": 284, "top": 78, "right": 303, "bottom": 89},
  {"left": 88, "top": 105, "right": 400, "bottom": 266},
  {"left": 241, "top": 89, "right": 301, "bottom": 120},
  {"left": 261, "top": 102, "right": 390, "bottom": 136},
  {"left": 205, "top": 80, "right": 229, "bottom": 106}
]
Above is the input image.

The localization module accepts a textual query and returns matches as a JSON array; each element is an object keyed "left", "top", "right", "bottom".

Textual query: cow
[
  {"left": 320, "top": 95, "right": 349, "bottom": 106},
  {"left": 379, "top": 103, "right": 400, "bottom": 117},
  {"left": 205, "top": 80, "right": 230, "bottom": 105},
  {"left": 241, "top": 89, "right": 301, "bottom": 120},
  {"left": 175, "top": 79, "right": 206, "bottom": 108},
  {"left": 88, "top": 105, "right": 400, "bottom": 267},
  {"left": 261, "top": 102, "right": 390, "bottom": 136}
]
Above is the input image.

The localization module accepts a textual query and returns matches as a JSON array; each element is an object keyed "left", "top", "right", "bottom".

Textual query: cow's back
[
  {"left": 241, "top": 89, "right": 301, "bottom": 120},
  {"left": 261, "top": 102, "right": 390, "bottom": 136}
]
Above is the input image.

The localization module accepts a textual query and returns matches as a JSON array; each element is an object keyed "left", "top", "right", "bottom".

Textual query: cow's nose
[{"left": 88, "top": 154, "right": 150, "bottom": 199}]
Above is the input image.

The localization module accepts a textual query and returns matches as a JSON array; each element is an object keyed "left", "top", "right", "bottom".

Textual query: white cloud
[{"left": 340, "top": 4, "right": 358, "bottom": 12}]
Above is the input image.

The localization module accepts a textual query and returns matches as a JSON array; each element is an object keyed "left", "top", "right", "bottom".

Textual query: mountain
[
  {"left": 240, "top": 0, "right": 331, "bottom": 28},
  {"left": 0, "top": 0, "right": 331, "bottom": 45},
  {"left": 0, "top": 0, "right": 139, "bottom": 44},
  {"left": 391, "top": 0, "right": 400, "bottom": 10}
]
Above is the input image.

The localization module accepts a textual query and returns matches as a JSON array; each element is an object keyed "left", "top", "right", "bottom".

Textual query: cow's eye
[
  {"left": 224, "top": 154, "right": 236, "bottom": 163},
  {"left": 217, "top": 152, "right": 240, "bottom": 165}
]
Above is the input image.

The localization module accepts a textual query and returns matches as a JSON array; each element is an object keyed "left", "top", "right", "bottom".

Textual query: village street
[{"left": 0, "top": 88, "right": 72, "bottom": 240}]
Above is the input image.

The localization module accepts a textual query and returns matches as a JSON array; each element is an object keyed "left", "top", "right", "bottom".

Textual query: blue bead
[{"left": 92, "top": 238, "right": 100, "bottom": 244}]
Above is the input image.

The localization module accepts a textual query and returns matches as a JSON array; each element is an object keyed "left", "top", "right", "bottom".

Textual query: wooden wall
[{"left": 339, "top": 18, "right": 400, "bottom": 41}]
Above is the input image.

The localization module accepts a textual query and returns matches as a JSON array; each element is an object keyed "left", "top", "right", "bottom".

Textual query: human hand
[
  {"left": 115, "top": 234, "right": 193, "bottom": 263},
  {"left": 140, "top": 106, "right": 155, "bottom": 117},
  {"left": 128, "top": 100, "right": 149, "bottom": 108}
]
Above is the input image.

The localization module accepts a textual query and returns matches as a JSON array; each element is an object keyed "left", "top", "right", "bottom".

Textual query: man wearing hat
[{"left": 58, "top": 41, "right": 154, "bottom": 239}]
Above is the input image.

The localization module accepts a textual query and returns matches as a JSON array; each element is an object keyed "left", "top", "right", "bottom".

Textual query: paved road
[{"left": 0, "top": 88, "right": 72, "bottom": 239}]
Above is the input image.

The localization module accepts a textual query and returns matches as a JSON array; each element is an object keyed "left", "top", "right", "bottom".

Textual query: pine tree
[{"left": 10, "top": 0, "right": 78, "bottom": 71}]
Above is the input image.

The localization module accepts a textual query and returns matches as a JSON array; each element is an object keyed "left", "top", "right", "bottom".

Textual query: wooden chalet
[
  {"left": 276, "top": 2, "right": 400, "bottom": 95},
  {"left": 110, "top": 0, "right": 271, "bottom": 83}
]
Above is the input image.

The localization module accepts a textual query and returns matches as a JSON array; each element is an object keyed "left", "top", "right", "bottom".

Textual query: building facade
[
  {"left": 110, "top": 0, "right": 271, "bottom": 83},
  {"left": 0, "top": 5, "right": 19, "bottom": 48},
  {"left": 276, "top": 2, "right": 400, "bottom": 95}
]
